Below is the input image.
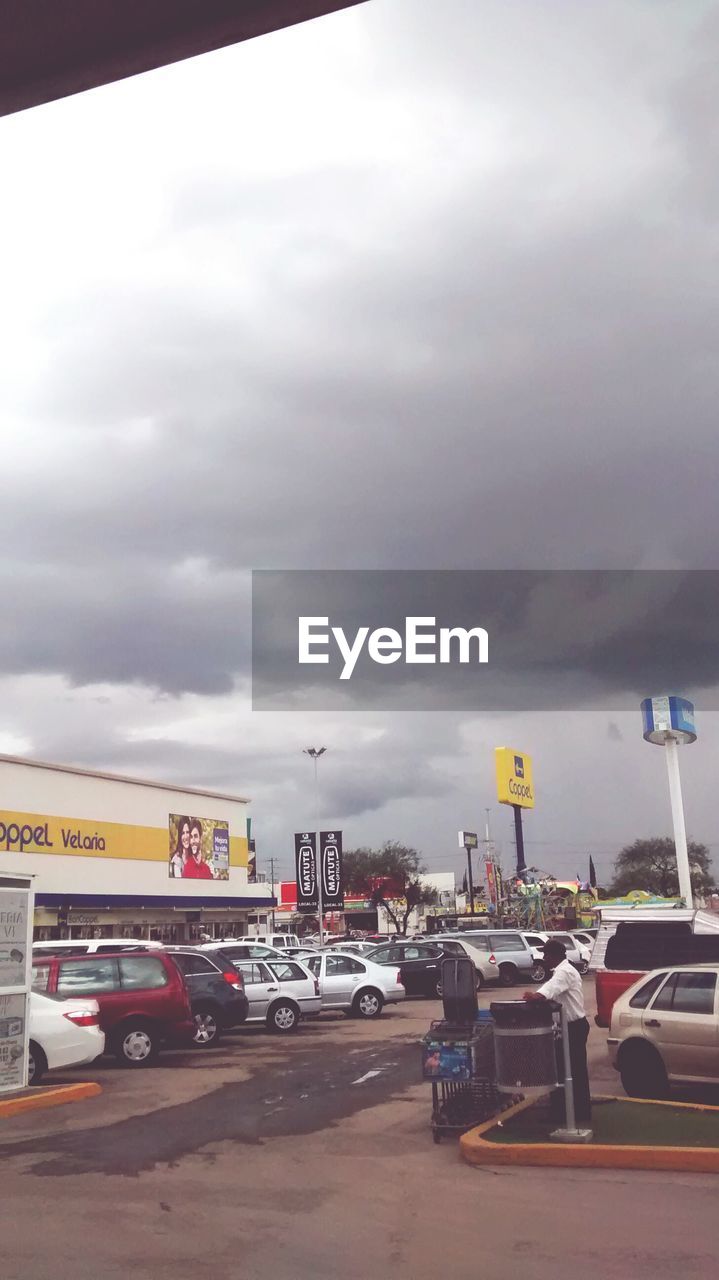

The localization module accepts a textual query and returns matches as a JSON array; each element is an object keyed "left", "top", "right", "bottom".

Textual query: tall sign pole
[
  {"left": 641, "top": 697, "right": 697, "bottom": 906},
  {"left": 303, "top": 747, "right": 327, "bottom": 945},
  {"left": 458, "top": 831, "right": 478, "bottom": 914},
  {"left": 495, "top": 748, "right": 534, "bottom": 883}
]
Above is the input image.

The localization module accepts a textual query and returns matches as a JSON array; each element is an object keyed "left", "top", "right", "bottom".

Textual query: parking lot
[{"left": 1, "top": 980, "right": 718, "bottom": 1280}]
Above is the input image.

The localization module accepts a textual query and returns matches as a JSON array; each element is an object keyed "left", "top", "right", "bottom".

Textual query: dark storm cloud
[
  {"left": 0, "top": 0, "right": 717, "bottom": 880},
  {"left": 0, "top": 560, "right": 249, "bottom": 695}
]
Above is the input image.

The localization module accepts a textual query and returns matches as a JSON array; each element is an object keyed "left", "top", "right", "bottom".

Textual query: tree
[
  {"left": 608, "top": 837, "right": 714, "bottom": 900},
  {"left": 343, "top": 841, "right": 439, "bottom": 935}
]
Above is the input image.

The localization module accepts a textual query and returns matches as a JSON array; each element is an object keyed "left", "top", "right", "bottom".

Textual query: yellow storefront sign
[
  {"left": 0, "top": 809, "right": 247, "bottom": 867},
  {"left": 495, "top": 748, "right": 535, "bottom": 809}
]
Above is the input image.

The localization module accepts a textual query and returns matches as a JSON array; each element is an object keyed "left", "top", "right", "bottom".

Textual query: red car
[{"left": 31, "top": 950, "right": 194, "bottom": 1066}]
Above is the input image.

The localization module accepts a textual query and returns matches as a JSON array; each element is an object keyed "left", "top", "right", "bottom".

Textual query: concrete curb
[
  {"left": 0, "top": 1081, "right": 102, "bottom": 1119},
  {"left": 460, "top": 1093, "right": 719, "bottom": 1174}
]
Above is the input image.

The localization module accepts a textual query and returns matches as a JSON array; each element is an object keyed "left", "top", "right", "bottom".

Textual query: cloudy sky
[{"left": 2, "top": 0, "right": 719, "bottom": 886}]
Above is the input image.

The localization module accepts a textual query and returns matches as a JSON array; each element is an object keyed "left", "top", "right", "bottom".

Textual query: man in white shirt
[{"left": 523, "top": 940, "right": 591, "bottom": 1124}]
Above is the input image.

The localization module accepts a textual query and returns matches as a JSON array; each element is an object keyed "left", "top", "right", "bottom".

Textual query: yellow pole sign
[{"left": 495, "top": 748, "right": 535, "bottom": 809}]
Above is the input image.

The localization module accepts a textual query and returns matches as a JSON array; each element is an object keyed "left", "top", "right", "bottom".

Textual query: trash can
[{"left": 490, "top": 1000, "right": 559, "bottom": 1095}]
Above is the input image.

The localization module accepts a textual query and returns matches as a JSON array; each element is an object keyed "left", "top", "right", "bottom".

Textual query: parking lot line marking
[{"left": 352, "top": 1069, "right": 383, "bottom": 1085}]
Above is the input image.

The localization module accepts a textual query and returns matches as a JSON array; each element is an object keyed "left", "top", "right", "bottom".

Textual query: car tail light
[
  {"left": 63, "top": 1010, "right": 100, "bottom": 1027},
  {"left": 396, "top": 970, "right": 404, "bottom": 987},
  {"left": 489, "top": 955, "right": 496, "bottom": 965},
  {"left": 224, "top": 971, "right": 244, "bottom": 990}
]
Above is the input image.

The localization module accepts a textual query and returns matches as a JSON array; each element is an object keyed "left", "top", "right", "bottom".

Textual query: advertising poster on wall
[
  {"left": 169, "top": 814, "right": 230, "bottom": 880},
  {"left": 0, "top": 993, "right": 26, "bottom": 1092},
  {"left": 0, "top": 891, "right": 28, "bottom": 988}
]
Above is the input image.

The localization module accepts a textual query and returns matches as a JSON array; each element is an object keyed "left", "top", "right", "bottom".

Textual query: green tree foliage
[
  {"left": 609, "top": 837, "right": 714, "bottom": 900},
  {"left": 343, "top": 840, "right": 439, "bottom": 935}
]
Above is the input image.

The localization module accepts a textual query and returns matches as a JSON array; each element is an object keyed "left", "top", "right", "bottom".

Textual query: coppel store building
[{"left": 0, "top": 754, "right": 275, "bottom": 942}]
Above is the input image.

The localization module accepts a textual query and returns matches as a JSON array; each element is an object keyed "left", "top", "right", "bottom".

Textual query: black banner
[
  {"left": 295, "top": 831, "right": 318, "bottom": 910},
  {"left": 320, "top": 830, "right": 344, "bottom": 909}
]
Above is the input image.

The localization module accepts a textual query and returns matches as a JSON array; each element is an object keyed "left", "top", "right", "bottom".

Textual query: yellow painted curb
[
  {"left": 0, "top": 1081, "right": 102, "bottom": 1119},
  {"left": 460, "top": 1093, "right": 719, "bottom": 1174}
]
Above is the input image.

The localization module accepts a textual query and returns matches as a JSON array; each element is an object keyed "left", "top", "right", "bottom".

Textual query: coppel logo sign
[{"left": 495, "top": 747, "right": 535, "bottom": 810}]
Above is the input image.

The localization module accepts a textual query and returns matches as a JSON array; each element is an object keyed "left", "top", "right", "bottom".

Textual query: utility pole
[
  {"left": 269, "top": 857, "right": 277, "bottom": 931},
  {"left": 304, "top": 747, "right": 327, "bottom": 947}
]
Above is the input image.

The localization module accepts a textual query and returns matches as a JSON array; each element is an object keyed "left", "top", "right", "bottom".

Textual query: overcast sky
[{"left": 1, "top": 0, "right": 718, "bottom": 886}]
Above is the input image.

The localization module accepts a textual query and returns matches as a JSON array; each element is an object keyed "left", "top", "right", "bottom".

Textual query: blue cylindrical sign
[{"left": 641, "top": 696, "right": 697, "bottom": 745}]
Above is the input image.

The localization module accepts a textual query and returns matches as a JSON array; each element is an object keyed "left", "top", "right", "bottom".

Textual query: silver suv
[{"left": 444, "top": 930, "right": 534, "bottom": 986}]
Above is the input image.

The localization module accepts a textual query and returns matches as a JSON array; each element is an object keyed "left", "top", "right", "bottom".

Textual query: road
[{"left": 0, "top": 983, "right": 716, "bottom": 1280}]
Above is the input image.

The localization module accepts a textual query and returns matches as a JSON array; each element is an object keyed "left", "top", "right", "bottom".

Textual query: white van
[
  {"left": 32, "top": 938, "right": 166, "bottom": 956},
  {"left": 241, "top": 933, "right": 301, "bottom": 951}
]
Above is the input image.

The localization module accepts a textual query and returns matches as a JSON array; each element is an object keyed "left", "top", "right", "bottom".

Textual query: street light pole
[{"left": 304, "top": 747, "right": 326, "bottom": 947}]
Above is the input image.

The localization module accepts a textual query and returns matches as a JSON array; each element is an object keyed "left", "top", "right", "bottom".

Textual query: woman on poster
[{"left": 170, "top": 816, "right": 191, "bottom": 878}]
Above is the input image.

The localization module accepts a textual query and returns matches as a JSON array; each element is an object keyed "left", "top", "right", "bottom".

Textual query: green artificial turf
[{"left": 484, "top": 1099, "right": 719, "bottom": 1148}]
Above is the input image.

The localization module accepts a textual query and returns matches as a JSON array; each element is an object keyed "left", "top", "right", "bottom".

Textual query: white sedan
[
  {"left": 301, "top": 952, "right": 405, "bottom": 1018},
  {"left": 28, "top": 990, "right": 105, "bottom": 1084},
  {"left": 232, "top": 957, "right": 322, "bottom": 1032}
]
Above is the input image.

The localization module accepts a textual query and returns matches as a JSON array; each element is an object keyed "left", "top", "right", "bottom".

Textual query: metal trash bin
[{"left": 490, "top": 1000, "right": 559, "bottom": 1095}]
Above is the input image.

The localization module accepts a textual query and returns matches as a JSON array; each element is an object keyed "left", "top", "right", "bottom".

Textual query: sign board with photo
[
  {"left": 168, "top": 814, "right": 230, "bottom": 881},
  {"left": 0, "top": 993, "right": 26, "bottom": 1093},
  {"left": 0, "top": 879, "right": 33, "bottom": 1094}
]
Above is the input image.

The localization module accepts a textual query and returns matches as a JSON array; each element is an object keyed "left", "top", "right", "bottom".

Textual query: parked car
[
  {"left": 326, "top": 941, "right": 382, "bottom": 959},
  {"left": 608, "top": 965, "right": 719, "bottom": 1098},
  {"left": 199, "top": 941, "right": 285, "bottom": 963},
  {"left": 521, "top": 931, "right": 589, "bottom": 979},
  {"left": 594, "top": 918, "right": 719, "bottom": 1027},
  {"left": 32, "top": 939, "right": 165, "bottom": 956},
  {"left": 301, "top": 952, "right": 405, "bottom": 1017},
  {"left": 572, "top": 930, "right": 598, "bottom": 947},
  {"left": 231, "top": 956, "right": 321, "bottom": 1031},
  {"left": 244, "top": 933, "right": 301, "bottom": 950},
  {"left": 436, "top": 938, "right": 500, "bottom": 986},
  {"left": 166, "top": 947, "right": 249, "bottom": 1046},
  {"left": 443, "top": 930, "right": 534, "bottom": 986},
  {"left": 27, "top": 990, "right": 105, "bottom": 1084},
  {"left": 367, "top": 940, "right": 498, "bottom": 995},
  {"left": 31, "top": 951, "right": 194, "bottom": 1066}
]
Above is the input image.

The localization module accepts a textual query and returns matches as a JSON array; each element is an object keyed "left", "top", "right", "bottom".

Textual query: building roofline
[{"left": 0, "top": 752, "right": 250, "bottom": 805}]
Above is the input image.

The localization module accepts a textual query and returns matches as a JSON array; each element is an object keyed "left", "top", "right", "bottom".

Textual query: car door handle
[
  {"left": 426, "top": 965, "right": 438, "bottom": 970},
  {"left": 646, "top": 1019, "right": 661, "bottom": 1028},
  {"left": 267, "top": 986, "right": 279, "bottom": 993}
]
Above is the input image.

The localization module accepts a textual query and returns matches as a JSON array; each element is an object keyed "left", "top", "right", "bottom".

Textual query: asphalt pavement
[{"left": 0, "top": 981, "right": 716, "bottom": 1280}]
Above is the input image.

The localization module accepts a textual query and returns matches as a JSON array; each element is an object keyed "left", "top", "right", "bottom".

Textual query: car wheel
[
  {"left": 530, "top": 961, "right": 546, "bottom": 984},
  {"left": 192, "top": 1007, "right": 222, "bottom": 1047},
  {"left": 114, "top": 1021, "right": 158, "bottom": 1067},
  {"left": 28, "top": 1041, "right": 47, "bottom": 1085},
  {"left": 475, "top": 972, "right": 483, "bottom": 992},
  {"left": 434, "top": 978, "right": 444, "bottom": 998},
  {"left": 619, "top": 1042, "right": 669, "bottom": 1100},
  {"left": 267, "top": 1001, "right": 299, "bottom": 1033},
  {"left": 353, "top": 988, "right": 384, "bottom": 1018},
  {"left": 578, "top": 960, "right": 589, "bottom": 976},
  {"left": 499, "top": 963, "right": 519, "bottom": 987}
]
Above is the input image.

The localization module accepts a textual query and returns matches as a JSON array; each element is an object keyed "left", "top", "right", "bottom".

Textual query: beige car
[{"left": 608, "top": 965, "right": 719, "bottom": 1097}]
